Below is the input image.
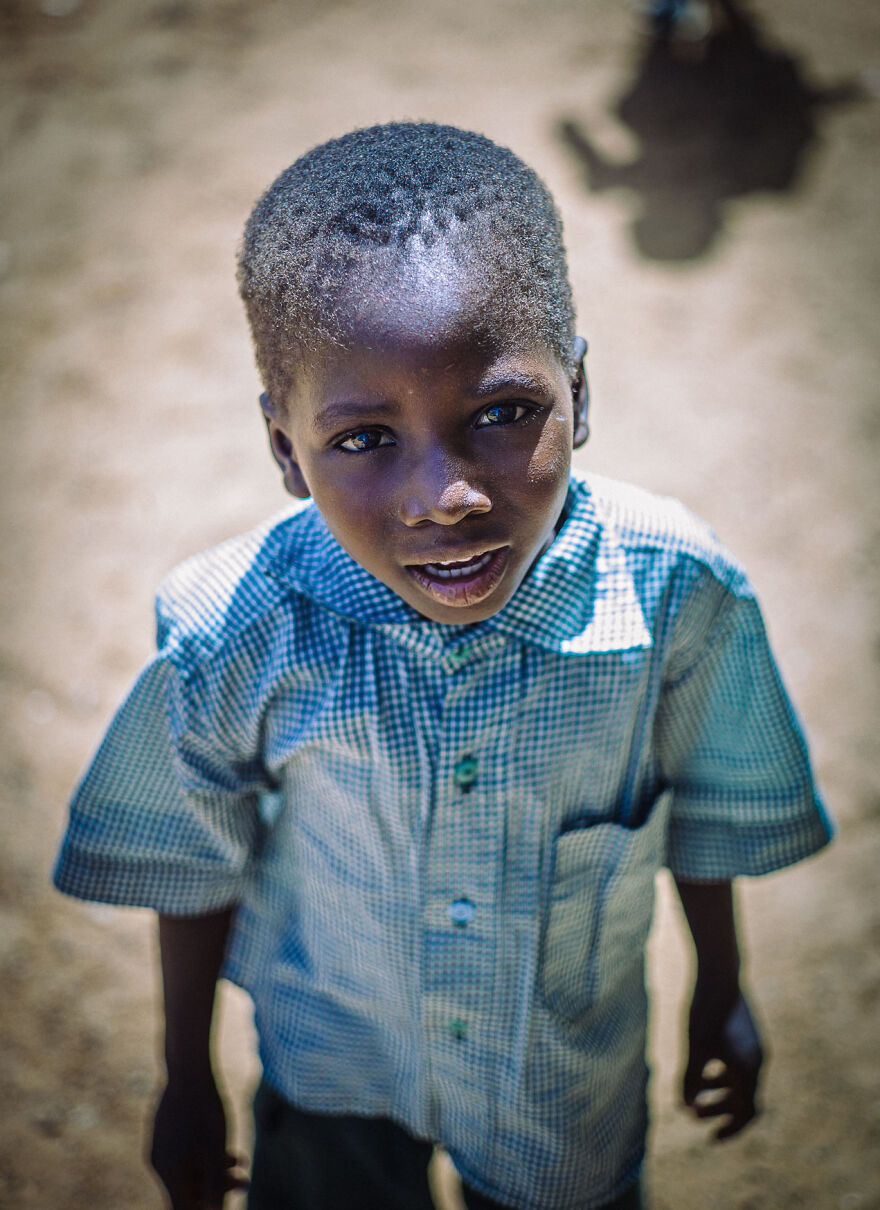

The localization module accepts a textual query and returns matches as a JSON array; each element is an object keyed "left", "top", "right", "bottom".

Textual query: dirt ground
[{"left": 1, "top": 0, "right": 878, "bottom": 1207}]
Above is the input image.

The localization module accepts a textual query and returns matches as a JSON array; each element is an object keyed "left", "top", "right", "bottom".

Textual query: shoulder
[
  {"left": 576, "top": 471, "right": 751, "bottom": 596},
  {"left": 155, "top": 501, "right": 322, "bottom": 669}
]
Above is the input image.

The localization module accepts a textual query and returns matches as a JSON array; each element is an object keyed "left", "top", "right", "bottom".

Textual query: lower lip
[{"left": 406, "top": 547, "right": 511, "bottom": 609}]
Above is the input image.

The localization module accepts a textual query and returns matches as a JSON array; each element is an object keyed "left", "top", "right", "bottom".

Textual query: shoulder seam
[
  {"left": 158, "top": 586, "right": 296, "bottom": 681},
  {"left": 582, "top": 474, "right": 749, "bottom": 593}
]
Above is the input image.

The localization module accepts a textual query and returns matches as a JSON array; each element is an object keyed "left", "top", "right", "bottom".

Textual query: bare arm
[
  {"left": 674, "top": 878, "right": 764, "bottom": 1141},
  {"left": 150, "top": 907, "right": 247, "bottom": 1209}
]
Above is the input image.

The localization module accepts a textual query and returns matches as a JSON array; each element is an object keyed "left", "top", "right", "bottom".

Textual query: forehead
[{"left": 316, "top": 237, "right": 544, "bottom": 371}]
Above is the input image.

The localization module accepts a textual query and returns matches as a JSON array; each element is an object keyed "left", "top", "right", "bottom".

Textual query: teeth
[{"left": 423, "top": 552, "right": 493, "bottom": 580}]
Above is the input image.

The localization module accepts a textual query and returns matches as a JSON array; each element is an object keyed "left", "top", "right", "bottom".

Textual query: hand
[
  {"left": 683, "top": 983, "right": 764, "bottom": 1141},
  {"left": 150, "top": 1075, "right": 248, "bottom": 1210}
]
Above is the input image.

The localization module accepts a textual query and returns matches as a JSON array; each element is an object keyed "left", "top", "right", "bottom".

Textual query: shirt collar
[
  {"left": 260, "top": 475, "right": 652, "bottom": 656},
  {"left": 487, "top": 477, "right": 653, "bottom": 654}
]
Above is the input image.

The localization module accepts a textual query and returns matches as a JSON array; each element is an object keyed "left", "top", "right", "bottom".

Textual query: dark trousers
[{"left": 249, "top": 1081, "right": 643, "bottom": 1210}]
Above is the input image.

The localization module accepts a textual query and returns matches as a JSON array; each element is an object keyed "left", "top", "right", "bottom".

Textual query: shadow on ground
[{"left": 557, "top": 0, "right": 862, "bottom": 260}]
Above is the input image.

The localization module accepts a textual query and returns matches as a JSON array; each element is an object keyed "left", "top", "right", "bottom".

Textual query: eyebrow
[
  {"left": 312, "top": 399, "right": 399, "bottom": 432},
  {"left": 472, "top": 370, "right": 558, "bottom": 399}
]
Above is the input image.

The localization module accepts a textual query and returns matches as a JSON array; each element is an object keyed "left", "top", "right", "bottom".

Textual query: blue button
[
  {"left": 447, "top": 898, "right": 475, "bottom": 927},
  {"left": 448, "top": 1017, "right": 467, "bottom": 1040},
  {"left": 453, "top": 755, "right": 478, "bottom": 789}
]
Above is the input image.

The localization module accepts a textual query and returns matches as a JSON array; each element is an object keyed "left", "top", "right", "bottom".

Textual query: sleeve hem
[
  {"left": 52, "top": 844, "right": 247, "bottom": 916},
  {"left": 665, "top": 798, "right": 834, "bottom": 881}
]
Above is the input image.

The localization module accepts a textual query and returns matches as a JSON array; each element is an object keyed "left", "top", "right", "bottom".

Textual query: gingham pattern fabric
[{"left": 54, "top": 473, "right": 831, "bottom": 1210}]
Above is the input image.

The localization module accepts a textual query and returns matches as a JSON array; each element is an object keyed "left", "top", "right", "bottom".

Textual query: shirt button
[
  {"left": 453, "top": 755, "right": 478, "bottom": 790},
  {"left": 448, "top": 1017, "right": 468, "bottom": 1040},
  {"left": 448, "top": 646, "right": 471, "bottom": 669},
  {"left": 447, "top": 898, "right": 475, "bottom": 927}
]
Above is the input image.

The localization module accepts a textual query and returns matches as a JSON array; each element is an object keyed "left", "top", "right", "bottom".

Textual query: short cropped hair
[{"left": 237, "top": 122, "right": 576, "bottom": 406}]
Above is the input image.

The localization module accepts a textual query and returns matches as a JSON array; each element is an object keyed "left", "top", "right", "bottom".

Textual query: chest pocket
[{"left": 540, "top": 790, "right": 672, "bottom": 1023}]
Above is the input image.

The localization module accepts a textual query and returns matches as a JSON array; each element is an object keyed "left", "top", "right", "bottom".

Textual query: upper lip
[{"left": 404, "top": 544, "right": 507, "bottom": 567}]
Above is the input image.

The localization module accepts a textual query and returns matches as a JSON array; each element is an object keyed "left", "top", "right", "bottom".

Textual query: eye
[
  {"left": 337, "top": 429, "right": 395, "bottom": 453},
  {"left": 474, "top": 402, "right": 532, "bottom": 428}
]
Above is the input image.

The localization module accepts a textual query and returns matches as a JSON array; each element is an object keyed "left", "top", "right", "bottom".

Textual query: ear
[
  {"left": 260, "top": 392, "right": 311, "bottom": 500},
  {"left": 571, "top": 337, "right": 590, "bottom": 449}
]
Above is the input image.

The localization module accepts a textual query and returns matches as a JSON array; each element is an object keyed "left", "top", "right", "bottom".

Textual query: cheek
[
  {"left": 525, "top": 413, "right": 573, "bottom": 490},
  {"left": 310, "top": 480, "right": 390, "bottom": 556}
]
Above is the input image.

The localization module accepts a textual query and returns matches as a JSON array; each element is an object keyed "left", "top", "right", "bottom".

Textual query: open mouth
[
  {"left": 405, "top": 546, "right": 510, "bottom": 608},
  {"left": 420, "top": 552, "right": 495, "bottom": 580}
]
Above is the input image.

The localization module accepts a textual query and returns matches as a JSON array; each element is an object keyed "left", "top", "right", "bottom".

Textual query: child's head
[
  {"left": 237, "top": 122, "right": 589, "bottom": 624},
  {"left": 238, "top": 122, "right": 576, "bottom": 405}
]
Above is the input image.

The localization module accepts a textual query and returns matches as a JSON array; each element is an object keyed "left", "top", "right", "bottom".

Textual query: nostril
[
  {"left": 399, "top": 489, "right": 491, "bottom": 526},
  {"left": 398, "top": 461, "right": 492, "bottom": 526}
]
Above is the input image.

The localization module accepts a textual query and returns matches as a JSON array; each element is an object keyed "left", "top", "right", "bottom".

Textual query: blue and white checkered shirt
[{"left": 54, "top": 472, "right": 831, "bottom": 1210}]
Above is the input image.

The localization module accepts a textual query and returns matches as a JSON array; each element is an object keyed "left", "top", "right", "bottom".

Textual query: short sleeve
[
  {"left": 53, "top": 653, "right": 264, "bottom": 915},
  {"left": 655, "top": 588, "right": 833, "bottom": 880}
]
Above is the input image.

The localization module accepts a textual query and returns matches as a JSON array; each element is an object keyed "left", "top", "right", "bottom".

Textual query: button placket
[{"left": 421, "top": 653, "right": 502, "bottom": 1141}]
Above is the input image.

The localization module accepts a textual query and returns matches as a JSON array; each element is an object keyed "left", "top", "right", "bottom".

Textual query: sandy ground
[{"left": 1, "top": 0, "right": 878, "bottom": 1207}]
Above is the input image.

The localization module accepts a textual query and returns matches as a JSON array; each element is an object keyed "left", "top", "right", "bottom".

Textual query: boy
[{"left": 54, "top": 123, "right": 832, "bottom": 1210}]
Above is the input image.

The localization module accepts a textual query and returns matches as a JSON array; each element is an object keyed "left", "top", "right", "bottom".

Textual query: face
[{"left": 264, "top": 245, "right": 588, "bottom": 624}]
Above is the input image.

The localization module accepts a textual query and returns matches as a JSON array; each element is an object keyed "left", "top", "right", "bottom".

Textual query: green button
[
  {"left": 448, "top": 646, "right": 471, "bottom": 669},
  {"left": 448, "top": 1017, "right": 467, "bottom": 1040},
  {"left": 453, "top": 755, "right": 478, "bottom": 789}
]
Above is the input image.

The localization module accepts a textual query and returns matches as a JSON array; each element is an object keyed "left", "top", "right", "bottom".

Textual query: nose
[{"left": 398, "top": 451, "right": 492, "bottom": 527}]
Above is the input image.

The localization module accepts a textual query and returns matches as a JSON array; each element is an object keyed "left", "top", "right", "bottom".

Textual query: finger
[
  {"left": 202, "top": 1169, "right": 232, "bottom": 1208},
  {"left": 684, "top": 1067, "right": 728, "bottom": 1104},
  {"left": 714, "top": 1104, "right": 757, "bottom": 1141},
  {"left": 693, "top": 1070, "right": 731, "bottom": 1092},
  {"left": 222, "top": 1150, "right": 250, "bottom": 1191},
  {"left": 693, "top": 1091, "right": 735, "bottom": 1119},
  {"left": 683, "top": 1064, "right": 706, "bottom": 1105},
  {"left": 224, "top": 1171, "right": 250, "bottom": 1193}
]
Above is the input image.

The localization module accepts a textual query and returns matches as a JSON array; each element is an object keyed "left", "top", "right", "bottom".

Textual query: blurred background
[{"left": 1, "top": 0, "right": 878, "bottom": 1206}]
